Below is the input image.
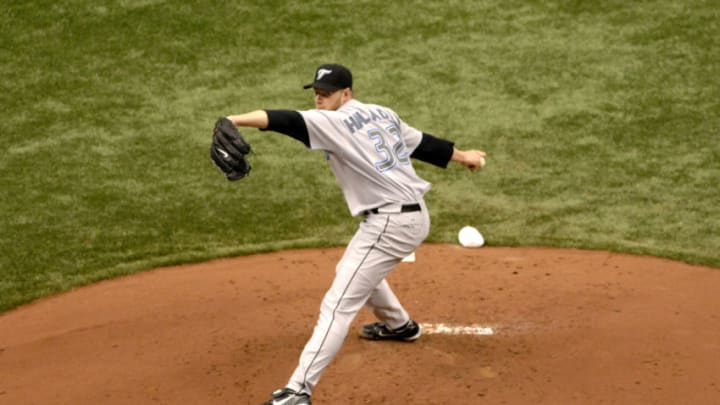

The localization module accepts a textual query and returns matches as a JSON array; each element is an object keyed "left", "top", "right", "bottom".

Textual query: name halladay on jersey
[{"left": 342, "top": 107, "right": 400, "bottom": 135}]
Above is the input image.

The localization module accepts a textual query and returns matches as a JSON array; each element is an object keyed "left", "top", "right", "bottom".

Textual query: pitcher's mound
[{"left": 1, "top": 244, "right": 719, "bottom": 404}]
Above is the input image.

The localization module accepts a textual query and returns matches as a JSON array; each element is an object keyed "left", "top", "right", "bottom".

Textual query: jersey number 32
[{"left": 368, "top": 124, "right": 410, "bottom": 173}]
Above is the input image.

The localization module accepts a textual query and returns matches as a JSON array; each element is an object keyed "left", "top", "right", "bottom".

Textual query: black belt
[{"left": 364, "top": 203, "right": 422, "bottom": 216}]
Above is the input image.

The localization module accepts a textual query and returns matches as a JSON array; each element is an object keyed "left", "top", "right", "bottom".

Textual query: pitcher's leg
[
  {"left": 364, "top": 278, "right": 409, "bottom": 330},
  {"left": 363, "top": 204, "right": 430, "bottom": 329},
  {"left": 286, "top": 216, "right": 399, "bottom": 395}
]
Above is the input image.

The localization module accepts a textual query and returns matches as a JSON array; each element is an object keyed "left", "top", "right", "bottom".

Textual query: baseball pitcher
[{"left": 216, "top": 64, "right": 487, "bottom": 405}]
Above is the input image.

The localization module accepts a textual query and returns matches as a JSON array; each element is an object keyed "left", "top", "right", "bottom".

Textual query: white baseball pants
[{"left": 286, "top": 201, "right": 430, "bottom": 395}]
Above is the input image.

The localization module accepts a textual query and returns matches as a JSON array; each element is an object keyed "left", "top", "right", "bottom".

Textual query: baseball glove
[{"left": 210, "top": 117, "right": 252, "bottom": 181}]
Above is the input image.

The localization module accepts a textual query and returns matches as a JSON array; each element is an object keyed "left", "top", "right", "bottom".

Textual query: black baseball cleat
[
  {"left": 262, "top": 387, "right": 311, "bottom": 405},
  {"left": 359, "top": 319, "right": 422, "bottom": 341}
]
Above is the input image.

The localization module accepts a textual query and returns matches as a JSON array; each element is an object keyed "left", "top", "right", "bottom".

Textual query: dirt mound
[{"left": 1, "top": 245, "right": 719, "bottom": 404}]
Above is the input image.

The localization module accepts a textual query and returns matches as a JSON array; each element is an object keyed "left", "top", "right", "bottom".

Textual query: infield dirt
[{"left": 1, "top": 244, "right": 719, "bottom": 404}]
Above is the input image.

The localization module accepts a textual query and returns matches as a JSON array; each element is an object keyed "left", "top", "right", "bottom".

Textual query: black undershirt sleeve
[
  {"left": 261, "top": 109, "right": 310, "bottom": 147},
  {"left": 410, "top": 132, "right": 455, "bottom": 168}
]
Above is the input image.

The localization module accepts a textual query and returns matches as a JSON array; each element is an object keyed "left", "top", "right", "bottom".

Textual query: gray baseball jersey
[{"left": 300, "top": 99, "right": 431, "bottom": 216}]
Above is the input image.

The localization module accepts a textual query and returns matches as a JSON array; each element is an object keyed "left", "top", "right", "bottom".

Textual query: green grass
[{"left": 1, "top": 0, "right": 718, "bottom": 312}]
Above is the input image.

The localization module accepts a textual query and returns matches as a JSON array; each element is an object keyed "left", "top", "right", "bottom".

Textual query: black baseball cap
[{"left": 303, "top": 64, "right": 353, "bottom": 92}]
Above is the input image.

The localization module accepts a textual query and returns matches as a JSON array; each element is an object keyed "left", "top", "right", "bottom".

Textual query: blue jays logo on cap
[{"left": 303, "top": 64, "right": 353, "bottom": 92}]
